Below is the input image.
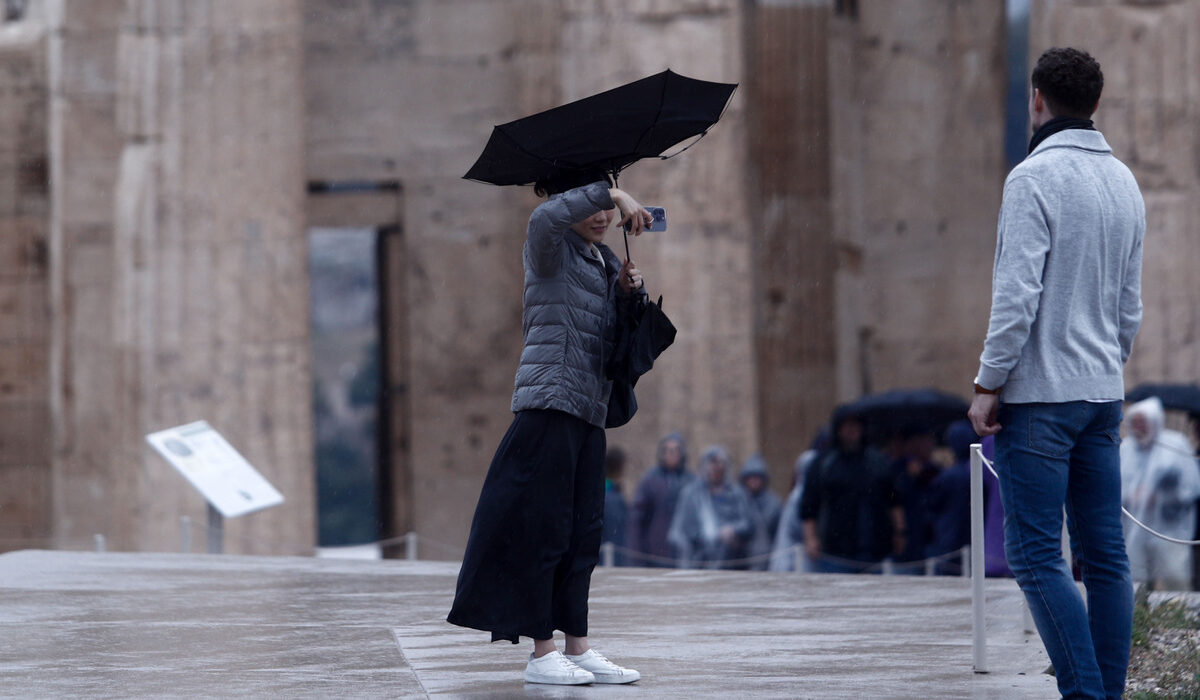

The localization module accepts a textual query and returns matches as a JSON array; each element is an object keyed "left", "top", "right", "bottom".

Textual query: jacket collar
[{"left": 565, "top": 230, "right": 618, "bottom": 271}]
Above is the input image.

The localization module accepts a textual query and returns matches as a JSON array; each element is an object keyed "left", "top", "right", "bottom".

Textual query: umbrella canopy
[
  {"left": 464, "top": 69, "right": 737, "bottom": 188},
  {"left": 1125, "top": 382, "right": 1200, "bottom": 415},
  {"left": 846, "top": 388, "right": 970, "bottom": 443}
]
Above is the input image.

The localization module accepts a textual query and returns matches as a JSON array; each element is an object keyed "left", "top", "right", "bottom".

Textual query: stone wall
[
  {"left": 1031, "top": 0, "right": 1200, "bottom": 387},
  {"left": 828, "top": 0, "right": 1006, "bottom": 407},
  {"left": 0, "top": 20, "right": 51, "bottom": 549},
  {"left": 3, "top": 0, "right": 1194, "bottom": 559},
  {"left": 45, "top": 0, "right": 314, "bottom": 554}
]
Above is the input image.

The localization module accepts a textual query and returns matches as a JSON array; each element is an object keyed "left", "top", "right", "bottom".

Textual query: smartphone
[{"left": 645, "top": 206, "right": 667, "bottom": 232}]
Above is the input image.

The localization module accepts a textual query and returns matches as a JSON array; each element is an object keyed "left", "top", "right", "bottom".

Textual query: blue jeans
[{"left": 996, "top": 401, "right": 1132, "bottom": 700}]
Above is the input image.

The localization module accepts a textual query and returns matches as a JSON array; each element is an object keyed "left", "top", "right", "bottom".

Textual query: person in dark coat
[
  {"left": 924, "top": 420, "right": 976, "bottom": 575},
  {"left": 628, "top": 432, "right": 692, "bottom": 567},
  {"left": 890, "top": 425, "right": 940, "bottom": 573},
  {"left": 801, "top": 405, "right": 902, "bottom": 574},
  {"left": 601, "top": 447, "right": 629, "bottom": 567},
  {"left": 448, "top": 176, "right": 651, "bottom": 686},
  {"left": 740, "top": 454, "right": 782, "bottom": 571}
]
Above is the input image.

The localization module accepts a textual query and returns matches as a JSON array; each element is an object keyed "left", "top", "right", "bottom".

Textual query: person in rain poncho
[
  {"left": 667, "top": 445, "right": 754, "bottom": 569},
  {"left": 740, "top": 454, "right": 782, "bottom": 571},
  {"left": 1120, "top": 397, "right": 1200, "bottom": 590},
  {"left": 628, "top": 432, "right": 692, "bottom": 567}
]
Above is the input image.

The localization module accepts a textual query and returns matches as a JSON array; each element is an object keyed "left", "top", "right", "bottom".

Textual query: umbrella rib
[{"left": 626, "top": 76, "right": 670, "bottom": 172}]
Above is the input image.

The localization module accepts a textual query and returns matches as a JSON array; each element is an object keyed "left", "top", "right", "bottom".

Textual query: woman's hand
[
  {"left": 609, "top": 187, "right": 652, "bottom": 236},
  {"left": 618, "top": 259, "right": 644, "bottom": 294}
]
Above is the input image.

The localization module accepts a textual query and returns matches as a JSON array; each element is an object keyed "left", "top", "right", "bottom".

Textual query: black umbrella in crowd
[
  {"left": 463, "top": 69, "right": 738, "bottom": 188},
  {"left": 1125, "top": 382, "right": 1200, "bottom": 415},
  {"left": 846, "top": 388, "right": 971, "bottom": 443}
]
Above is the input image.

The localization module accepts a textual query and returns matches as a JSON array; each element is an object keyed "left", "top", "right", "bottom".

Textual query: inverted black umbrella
[
  {"left": 846, "top": 388, "right": 971, "bottom": 443},
  {"left": 1125, "top": 382, "right": 1200, "bottom": 415},
  {"left": 464, "top": 69, "right": 737, "bottom": 188}
]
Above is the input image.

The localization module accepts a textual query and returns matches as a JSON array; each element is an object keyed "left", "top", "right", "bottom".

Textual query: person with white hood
[
  {"left": 667, "top": 446, "right": 754, "bottom": 569},
  {"left": 1120, "top": 396, "right": 1200, "bottom": 590}
]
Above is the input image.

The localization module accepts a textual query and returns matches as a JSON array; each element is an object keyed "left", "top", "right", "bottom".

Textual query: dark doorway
[{"left": 308, "top": 226, "right": 384, "bottom": 548}]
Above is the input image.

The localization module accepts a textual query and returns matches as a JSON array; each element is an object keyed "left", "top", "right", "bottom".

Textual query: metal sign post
[{"left": 207, "top": 503, "right": 224, "bottom": 555}]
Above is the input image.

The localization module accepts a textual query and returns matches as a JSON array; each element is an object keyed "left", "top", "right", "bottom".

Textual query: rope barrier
[
  {"left": 977, "top": 451, "right": 1200, "bottom": 546},
  {"left": 600, "top": 540, "right": 971, "bottom": 573}
]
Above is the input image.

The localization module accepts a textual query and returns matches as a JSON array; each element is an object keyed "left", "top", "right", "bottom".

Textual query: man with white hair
[{"left": 1120, "top": 397, "right": 1200, "bottom": 590}]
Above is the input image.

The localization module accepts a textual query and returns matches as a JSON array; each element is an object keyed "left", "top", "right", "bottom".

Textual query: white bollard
[
  {"left": 601, "top": 542, "right": 615, "bottom": 567},
  {"left": 970, "top": 444, "right": 988, "bottom": 673},
  {"left": 882, "top": 559, "right": 895, "bottom": 576},
  {"left": 793, "top": 544, "right": 804, "bottom": 574},
  {"left": 960, "top": 545, "right": 970, "bottom": 579},
  {"left": 925, "top": 557, "right": 937, "bottom": 576},
  {"left": 94, "top": 534, "right": 106, "bottom": 553},
  {"left": 405, "top": 531, "right": 418, "bottom": 561}
]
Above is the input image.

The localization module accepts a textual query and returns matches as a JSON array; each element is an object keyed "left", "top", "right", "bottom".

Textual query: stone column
[
  {"left": 744, "top": 0, "right": 836, "bottom": 487},
  {"left": 1031, "top": 0, "right": 1200, "bottom": 385},
  {"left": 0, "top": 14, "right": 51, "bottom": 550},
  {"left": 828, "top": 0, "right": 1005, "bottom": 407},
  {"left": 48, "top": 0, "right": 313, "bottom": 554}
]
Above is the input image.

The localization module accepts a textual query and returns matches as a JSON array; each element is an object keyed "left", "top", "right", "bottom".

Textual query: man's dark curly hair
[{"left": 1031, "top": 47, "right": 1104, "bottom": 118}]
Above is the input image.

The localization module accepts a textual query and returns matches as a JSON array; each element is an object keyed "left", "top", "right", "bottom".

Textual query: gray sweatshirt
[{"left": 976, "top": 129, "right": 1144, "bottom": 403}]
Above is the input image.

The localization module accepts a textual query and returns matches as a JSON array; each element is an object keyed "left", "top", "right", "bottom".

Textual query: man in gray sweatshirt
[{"left": 968, "top": 48, "right": 1144, "bottom": 700}]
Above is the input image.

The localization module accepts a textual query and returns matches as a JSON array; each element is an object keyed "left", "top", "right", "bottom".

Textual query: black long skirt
[{"left": 447, "top": 409, "right": 606, "bottom": 643}]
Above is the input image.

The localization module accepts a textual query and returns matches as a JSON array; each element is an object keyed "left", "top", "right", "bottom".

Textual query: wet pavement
[{"left": 0, "top": 550, "right": 1056, "bottom": 698}]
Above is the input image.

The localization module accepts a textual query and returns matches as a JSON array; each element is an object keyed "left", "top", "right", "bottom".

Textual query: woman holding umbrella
[{"left": 447, "top": 172, "right": 650, "bottom": 686}]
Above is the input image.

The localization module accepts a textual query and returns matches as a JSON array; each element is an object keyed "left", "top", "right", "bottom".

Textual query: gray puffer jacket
[{"left": 510, "top": 182, "right": 629, "bottom": 428}]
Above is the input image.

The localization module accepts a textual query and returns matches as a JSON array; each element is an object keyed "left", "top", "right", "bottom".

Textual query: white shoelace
[{"left": 542, "top": 652, "right": 586, "bottom": 674}]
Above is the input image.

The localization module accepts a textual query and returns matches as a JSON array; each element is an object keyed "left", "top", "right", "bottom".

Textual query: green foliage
[{"left": 1127, "top": 586, "right": 1200, "bottom": 699}]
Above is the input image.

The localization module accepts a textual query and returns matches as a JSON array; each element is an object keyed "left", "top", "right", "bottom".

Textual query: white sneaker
[
  {"left": 565, "top": 649, "right": 641, "bottom": 684},
  {"left": 523, "top": 651, "right": 595, "bottom": 685}
]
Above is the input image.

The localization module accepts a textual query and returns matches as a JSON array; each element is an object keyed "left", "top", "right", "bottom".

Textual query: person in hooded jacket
[
  {"left": 448, "top": 175, "right": 651, "bottom": 686},
  {"left": 667, "top": 445, "right": 755, "bottom": 569},
  {"left": 740, "top": 454, "right": 782, "bottom": 571},
  {"left": 628, "top": 432, "right": 692, "bottom": 567},
  {"left": 1120, "top": 397, "right": 1200, "bottom": 590},
  {"left": 801, "top": 405, "right": 902, "bottom": 574}
]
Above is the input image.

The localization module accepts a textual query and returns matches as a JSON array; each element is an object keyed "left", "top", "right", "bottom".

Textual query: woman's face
[{"left": 570, "top": 208, "right": 616, "bottom": 244}]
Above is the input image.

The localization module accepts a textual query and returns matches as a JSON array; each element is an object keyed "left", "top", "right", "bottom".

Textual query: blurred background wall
[{"left": 0, "top": 0, "right": 1195, "bottom": 557}]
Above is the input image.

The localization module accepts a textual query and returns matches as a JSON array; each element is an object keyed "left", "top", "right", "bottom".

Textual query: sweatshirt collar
[{"left": 1027, "top": 127, "right": 1112, "bottom": 158}]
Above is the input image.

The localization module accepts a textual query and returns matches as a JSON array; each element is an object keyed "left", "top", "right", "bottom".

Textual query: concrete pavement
[{"left": 0, "top": 550, "right": 1056, "bottom": 698}]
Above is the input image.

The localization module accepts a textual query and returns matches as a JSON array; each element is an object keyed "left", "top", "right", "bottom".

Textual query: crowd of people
[
  {"left": 602, "top": 409, "right": 1009, "bottom": 576},
  {"left": 601, "top": 401, "right": 1200, "bottom": 590}
]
